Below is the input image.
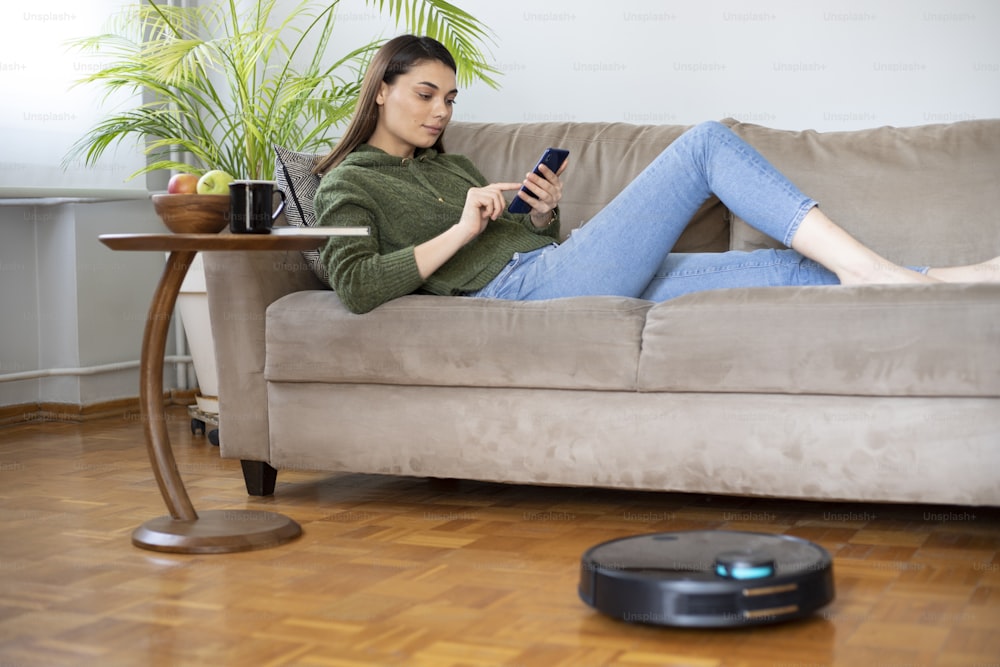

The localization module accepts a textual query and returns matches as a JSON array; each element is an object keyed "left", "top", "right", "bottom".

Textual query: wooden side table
[{"left": 99, "top": 232, "right": 337, "bottom": 553}]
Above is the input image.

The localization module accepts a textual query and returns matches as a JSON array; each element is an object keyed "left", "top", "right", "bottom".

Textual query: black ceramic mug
[{"left": 228, "top": 180, "right": 286, "bottom": 233}]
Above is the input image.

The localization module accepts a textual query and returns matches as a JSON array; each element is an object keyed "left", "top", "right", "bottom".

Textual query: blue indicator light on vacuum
[
  {"left": 714, "top": 552, "right": 776, "bottom": 580},
  {"left": 715, "top": 563, "right": 774, "bottom": 579}
]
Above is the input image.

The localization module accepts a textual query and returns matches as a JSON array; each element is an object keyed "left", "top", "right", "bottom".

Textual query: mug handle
[{"left": 271, "top": 190, "right": 287, "bottom": 221}]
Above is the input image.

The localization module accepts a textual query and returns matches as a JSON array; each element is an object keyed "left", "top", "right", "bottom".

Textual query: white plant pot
[{"left": 176, "top": 253, "right": 219, "bottom": 415}]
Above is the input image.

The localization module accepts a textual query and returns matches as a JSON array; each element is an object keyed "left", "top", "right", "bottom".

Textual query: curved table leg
[{"left": 132, "top": 250, "right": 301, "bottom": 553}]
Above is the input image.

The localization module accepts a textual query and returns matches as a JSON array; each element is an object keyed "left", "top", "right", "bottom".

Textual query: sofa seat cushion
[
  {"left": 638, "top": 283, "right": 1000, "bottom": 397},
  {"left": 265, "top": 291, "right": 652, "bottom": 391}
]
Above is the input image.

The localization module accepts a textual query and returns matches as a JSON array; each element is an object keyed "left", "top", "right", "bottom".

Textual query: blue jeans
[{"left": 470, "top": 121, "right": 844, "bottom": 302}]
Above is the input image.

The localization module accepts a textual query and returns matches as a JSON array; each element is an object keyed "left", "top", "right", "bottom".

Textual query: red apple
[{"left": 167, "top": 173, "right": 200, "bottom": 194}]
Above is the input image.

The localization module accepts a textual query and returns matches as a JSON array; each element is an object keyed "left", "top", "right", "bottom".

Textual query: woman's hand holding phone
[
  {"left": 508, "top": 148, "right": 570, "bottom": 227},
  {"left": 416, "top": 152, "right": 569, "bottom": 280},
  {"left": 523, "top": 160, "right": 568, "bottom": 228},
  {"left": 454, "top": 148, "right": 570, "bottom": 244}
]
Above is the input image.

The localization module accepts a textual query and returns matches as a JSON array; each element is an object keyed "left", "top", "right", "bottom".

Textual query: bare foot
[
  {"left": 927, "top": 256, "right": 1000, "bottom": 284},
  {"left": 790, "top": 207, "right": 941, "bottom": 286},
  {"left": 837, "top": 261, "right": 940, "bottom": 286}
]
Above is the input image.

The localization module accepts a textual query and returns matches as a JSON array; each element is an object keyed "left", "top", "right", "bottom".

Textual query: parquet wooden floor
[{"left": 1, "top": 407, "right": 998, "bottom": 666}]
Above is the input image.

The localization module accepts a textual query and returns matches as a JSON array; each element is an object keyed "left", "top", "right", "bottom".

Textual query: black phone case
[{"left": 508, "top": 148, "right": 569, "bottom": 214}]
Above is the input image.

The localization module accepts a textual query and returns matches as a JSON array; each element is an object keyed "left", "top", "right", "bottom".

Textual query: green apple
[{"left": 197, "top": 169, "right": 235, "bottom": 195}]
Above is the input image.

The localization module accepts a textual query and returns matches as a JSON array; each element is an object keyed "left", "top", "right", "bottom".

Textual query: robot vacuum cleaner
[{"left": 579, "top": 530, "right": 834, "bottom": 628}]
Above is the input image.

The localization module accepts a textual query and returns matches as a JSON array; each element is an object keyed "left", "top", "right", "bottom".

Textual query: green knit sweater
[{"left": 314, "top": 144, "right": 561, "bottom": 314}]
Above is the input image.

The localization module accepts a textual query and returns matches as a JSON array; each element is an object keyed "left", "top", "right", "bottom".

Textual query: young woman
[{"left": 313, "top": 35, "right": 999, "bottom": 314}]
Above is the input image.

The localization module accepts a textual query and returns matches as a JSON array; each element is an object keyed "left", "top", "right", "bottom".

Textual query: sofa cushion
[
  {"left": 265, "top": 292, "right": 652, "bottom": 391},
  {"left": 637, "top": 283, "right": 1000, "bottom": 397},
  {"left": 444, "top": 121, "right": 733, "bottom": 253},
  {"left": 727, "top": 119, "right": 1000, "bottom": 268}
]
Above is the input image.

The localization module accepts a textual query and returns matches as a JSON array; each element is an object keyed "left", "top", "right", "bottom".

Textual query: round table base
[{"left": 132, "top": 510, "right": 302, "bottom": 554}]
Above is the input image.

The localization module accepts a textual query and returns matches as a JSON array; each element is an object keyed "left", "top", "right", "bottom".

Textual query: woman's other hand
[{"left": 455, "top": 182, "right": 523, "bottom": 242}]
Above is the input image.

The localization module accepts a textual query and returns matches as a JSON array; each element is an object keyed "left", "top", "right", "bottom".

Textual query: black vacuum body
[{"left": 579, "top": 530, "right": 835, "bottom": 628}]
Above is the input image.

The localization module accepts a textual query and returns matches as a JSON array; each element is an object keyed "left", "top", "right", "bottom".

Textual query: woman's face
[{"left": 369, "top": 59, "right": 458, "bottom": 159}]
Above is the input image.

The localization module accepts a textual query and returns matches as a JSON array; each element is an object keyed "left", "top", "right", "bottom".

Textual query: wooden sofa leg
[{"left": 241, "top": 460, "right": 277, "bottom": 496}]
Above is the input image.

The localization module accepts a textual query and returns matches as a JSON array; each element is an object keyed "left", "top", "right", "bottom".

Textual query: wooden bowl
[{"left": 151, "top": 194, "right": 230, "bottom": 234}]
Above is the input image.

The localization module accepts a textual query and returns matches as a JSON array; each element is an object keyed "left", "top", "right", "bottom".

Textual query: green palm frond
[
  {"left": 367, "top": 0, "right": 500, "bottom": 88},
  {"left": 64, "top": 0, "right": 499, "bottom": 181}
]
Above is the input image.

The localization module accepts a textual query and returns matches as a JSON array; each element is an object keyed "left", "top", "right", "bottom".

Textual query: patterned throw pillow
[{"left": 273, "top": 145, "right": 330, "bottom": 285}]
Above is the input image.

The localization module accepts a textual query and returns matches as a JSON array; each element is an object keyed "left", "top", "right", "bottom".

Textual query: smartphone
[{"left": 507, "top": 147, "right": 570, "bottom": 214}]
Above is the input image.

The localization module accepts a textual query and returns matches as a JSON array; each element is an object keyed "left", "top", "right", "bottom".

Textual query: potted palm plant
[
  {"left": 67, "top": 0, "right": 498, "bottom": 428},
  {"left": 65, "top": 0, "right": 498, "bottom": 181}
]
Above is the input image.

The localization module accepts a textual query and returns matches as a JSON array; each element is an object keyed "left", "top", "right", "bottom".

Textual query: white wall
[
  {"left": 329, "top": 0, "right": 999, "bottom": 131},
  {"left": 0, "top": 201, "right": 174, "bottom": 410}
]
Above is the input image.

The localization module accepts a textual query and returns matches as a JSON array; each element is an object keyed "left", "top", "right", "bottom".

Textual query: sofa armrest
[{"left": 204, "top": 249, "right": 324, "bottom": 462}]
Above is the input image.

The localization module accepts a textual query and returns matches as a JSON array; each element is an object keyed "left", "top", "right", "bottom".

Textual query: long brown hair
[{"left": 312, "top": 35, "right": 457, "bottom": 175}]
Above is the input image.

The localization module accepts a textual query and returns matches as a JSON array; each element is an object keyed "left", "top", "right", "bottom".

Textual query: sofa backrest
[
  {"left": 447, "top": 118, "right": 1000, "bottom": 267},
  {"left": 444, "top": 121, "right": 731, "bottom": 253},
  {"left": 727, "top": 119, "right": 1000, "bottom": 267}
]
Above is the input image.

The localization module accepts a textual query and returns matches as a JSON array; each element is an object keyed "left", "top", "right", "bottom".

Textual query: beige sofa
[{"left": 204, "top": 119, "right": 1000, "bottom": 506}]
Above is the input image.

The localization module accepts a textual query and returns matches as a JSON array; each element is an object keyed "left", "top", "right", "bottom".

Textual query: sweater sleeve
[{"left": 314, "top": 177, "right": 424, "bottom": 314}]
